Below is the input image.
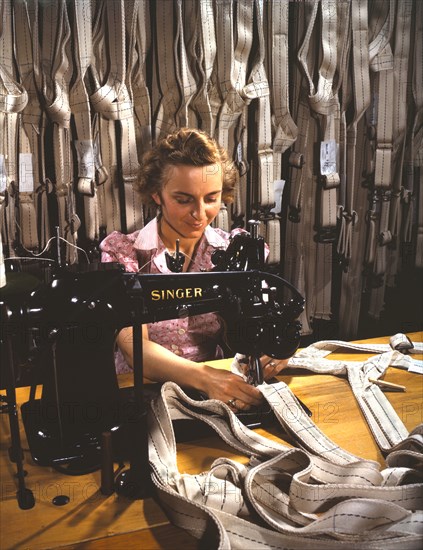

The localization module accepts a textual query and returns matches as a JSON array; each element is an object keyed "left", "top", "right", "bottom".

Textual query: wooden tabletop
[{"left": 1, "top": 332, "right": 422, "bottom": 550}]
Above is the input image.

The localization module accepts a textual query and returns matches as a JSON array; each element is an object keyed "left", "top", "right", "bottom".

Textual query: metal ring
[{"left": 227, "top": 398, "right": 237, "bottom": 408}]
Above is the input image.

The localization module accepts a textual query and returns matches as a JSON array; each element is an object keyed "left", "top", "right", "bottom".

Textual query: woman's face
[{"left": 152, "top": 163, "right": 223, "bottom": 242}]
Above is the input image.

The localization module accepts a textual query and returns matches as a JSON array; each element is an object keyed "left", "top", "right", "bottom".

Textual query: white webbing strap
[
  {"left": 213, "top": 0, "right": 254, "bottom": 232},
  {"left": 125, "top": 0, "right": 152, "bottom": 156},
  {"left": 0, "top": 0, "right": 28, "bottom": 256},
  {"left": 265, "top": 0, "right": 297, "bottom": 255},
  {"left": 192, "top": 0, "right": 217, "bottom": 135},
  {"left": 70, "top": 0, "right": 99, "bottom": 243},
  {"left": 337, "top": 0, "right": 369, "bottom": 264},
  {"left": 247, "top": 0, "right": 279, "bottom": 262},
  {"left": 148, "top": 381, "right": 423, "bottom": 549},
  {"left": 365, "top": 0, "right": 395, "bottom": 317},
  {"left": 38, "top": 0, "right": 78, "bottom": 263},
  {"left": 386, "top": 0, "right": 414, "bottom": 284},
  {"left": 287, "top": 336, "right": 423, "bottom": 453},
  {"left": 90, "top": 3, "right": 120, "bottom": 234},
  {"left": 298, "top": 0, "right": 345, "bottom": 319},
  {"left": 417, "top": 155, "right": 423, "bottom": 268},
  {"left": 154, "top": 0, "right": 180, "bottom": 138},
  {"left": 174, "top": 0, "right": 197, "bottom": 129},
  {"left": 215, "top": 0, "right": 249, "bottom": 154},
  {"left": 284, "top": 0, "right": 316, "bottom": 334},
  {"left": 24, "top": 0, "right": 51, "bottom": 251},
  {"left": 412, "top": 1, "right": 423, "bottom": 268},
  {"left": 90, "top": 0, "right": 142, "bottom": 234},
  {"left": 337, "top": 1, "right": 372, "bottom": 338},
  {"left": 267, "top": 0, "right": 298, "bottom": 162},
  {"left": 12, "top": 0, "right": 39, "bottom": 251}
]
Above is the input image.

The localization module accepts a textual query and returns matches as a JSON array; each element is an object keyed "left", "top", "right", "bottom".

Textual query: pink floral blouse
[{"left": 100, "top": 217, "right": 246, "bottom": 373}]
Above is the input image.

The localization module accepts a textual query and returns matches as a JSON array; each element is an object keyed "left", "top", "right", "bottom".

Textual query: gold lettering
[
  {"left": 151, "top": 290, "right": 161, "bottom": 301},
  {"left": 150, "top": 287, "right": 204, "bottom": 300}
]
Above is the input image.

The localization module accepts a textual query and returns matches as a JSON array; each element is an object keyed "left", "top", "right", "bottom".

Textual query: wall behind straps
[{"left": 0, "top": 0, "right": 420, "bottom": 339}]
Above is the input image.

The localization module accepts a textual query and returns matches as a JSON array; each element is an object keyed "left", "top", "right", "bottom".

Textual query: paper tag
[
  {"left": 75, "top": 140, "right": 95, "bottom": 179},
  {"left": 320, "top": 139, "right": 337, "bottom": 175},
  {"left": 0, "top": 155, "right": 7, "bottom": 193},
  {"left": 409, "top": 360, "right": 423, "bottom": 375},
  {"left": 19, "top": 153, "right": 34, "bottom": 192},
  {"left": 270, "top": 179, "right": 285, "bottom": 214},
  {"left": 237, "top": 142, "right": 243, "bottom": 164}
]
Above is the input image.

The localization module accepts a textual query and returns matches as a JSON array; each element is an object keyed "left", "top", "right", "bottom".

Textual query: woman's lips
[{"left": 186, "top": 221, "right": 204, "bottom": 229}]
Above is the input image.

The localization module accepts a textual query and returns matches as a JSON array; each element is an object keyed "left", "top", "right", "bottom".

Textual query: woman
[{"left": 101, "top": 128, "right": 288, "bottom": 411}]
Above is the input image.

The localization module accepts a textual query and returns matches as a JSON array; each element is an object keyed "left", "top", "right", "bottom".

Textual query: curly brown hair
[{"left": 136, "top": 128, "right": 238, "bottom": 208}]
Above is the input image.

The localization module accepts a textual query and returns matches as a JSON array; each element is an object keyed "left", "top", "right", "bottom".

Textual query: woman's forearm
[{"left": 115, "top": 326, "right": 263, "bottom": 408}]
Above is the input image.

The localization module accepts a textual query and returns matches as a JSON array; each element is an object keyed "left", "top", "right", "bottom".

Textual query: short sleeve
[{"left": 100, "top": 231, "right": 140, "bottom": 272}]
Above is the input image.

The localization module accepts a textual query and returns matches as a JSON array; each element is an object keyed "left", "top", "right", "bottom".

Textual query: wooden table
[{"left": 1, "top": 332, "right": 422, "bottom": 549}]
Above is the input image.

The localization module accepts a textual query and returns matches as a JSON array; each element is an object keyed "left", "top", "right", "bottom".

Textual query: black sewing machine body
[{"left": 1, "top": 232, "right": 304, "bottom": 476}]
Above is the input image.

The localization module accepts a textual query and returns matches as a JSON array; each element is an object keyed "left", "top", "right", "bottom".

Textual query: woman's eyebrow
[{"left": 172, "top": 190, "right": 222, "bottom": 197}]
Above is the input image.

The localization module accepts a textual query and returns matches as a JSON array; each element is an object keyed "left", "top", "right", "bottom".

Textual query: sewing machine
[{"left": 1, "top": 227, "right": 304, "bottom": 505}]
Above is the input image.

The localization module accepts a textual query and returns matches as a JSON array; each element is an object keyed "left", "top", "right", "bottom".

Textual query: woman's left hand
[{"left": 260, "top": 356, "right": 290, "bottom": 381}]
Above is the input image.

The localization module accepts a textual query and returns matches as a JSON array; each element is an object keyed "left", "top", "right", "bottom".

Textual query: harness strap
[
  {"left": 70, "top": 0, "right": 99, "bottom": 243},
  {"left": 12, "top": 0, "right": 40, "bottom": 251},
  {"left": 148, "top": 380, "right": 423, "bottom": 548},
  {"left": 89, "top": 4, "right": 119, "bottom": 234},
  {"left": 283, "top": 1, "right": 314, "bottom": 334},
  {"left": 0, "top": 0, "right": 28, "bottom": 256},
  {"left": 387, "top": 1, "right": 413, "bottom": 283},
  {"left": 38, "top": 0, "right": 78, "bottom": 262},
  {"left": 365, "top": 0, "right": 395, "bottom": 316},
  {"left": 90, "top": 0, "right": 142, "bottom": 234},
  {"left": 287, "top": 336, "right": 422, "bottom": 453},
  {"left": 247, "top": 0, "right": 278, "bottom": 261},
  {"left": 125, "top": 0, "right": 152, "bottom": 156},
  {"left": 155, "top": 0, "right": 180, "bottom": 138},
  {"left": 214, "top": 0, "right": 253, "bottom": 232},
  {"left": 412, "top": 1, "right": 423, "bottom": 268},
  {"left": 174, "top": 0, "right": 197, "bottom": 129},
  {"left": 192, "top": 0, "right": 217, "bottom": 135}
]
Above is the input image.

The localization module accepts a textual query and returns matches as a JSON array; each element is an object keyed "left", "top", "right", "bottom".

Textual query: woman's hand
[
  {"left": 260, "top": 356, "right": 290, "bottom": 381},
  {"left": 198, "top": 364, "right": 263, "bottom": 411}
]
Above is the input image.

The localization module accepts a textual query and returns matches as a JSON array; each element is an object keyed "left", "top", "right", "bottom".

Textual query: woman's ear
[{"left": 151, "top": 192, "right": 161, "bottom": 206}]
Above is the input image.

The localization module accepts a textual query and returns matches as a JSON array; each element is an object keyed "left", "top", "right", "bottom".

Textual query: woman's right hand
[{"left": 198, "top": 364, "right": 263, "bottom": 411}]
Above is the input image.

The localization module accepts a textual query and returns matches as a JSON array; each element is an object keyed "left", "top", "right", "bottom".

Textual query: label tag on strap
[{"left": 320, "top": 139, "right": 337, "bottom": 175}]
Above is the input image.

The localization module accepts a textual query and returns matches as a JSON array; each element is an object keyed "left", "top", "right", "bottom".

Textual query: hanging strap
[
  {"left": 0, "top": 0, "right": 29, "bottom": 256},
  {"left": 365, "top": 0, "right": 395, "bottom": 316},
  {"left": 249, "top": 0, "right": 279, "bottom": 262},
  {"left": 90, "top": 0, "right": 142, "bottom": 234},
  {"left": 284, "top": 0, "right": 316, "bottom": 335},
  {"left": 386, "top": 0, "right": 414, "bottom": 285},
  {"left": 412, "top": 1, "right": 423, "bottom": 268},
  {"left": 70, "top": 0, "right": 100, "bottom": 244},
  {"left": 192, "top": 0, "right": 217, "bottom": 135},
  {"left": 38, "top": 0, "right": 79, "bottom": 263},
  {"left": 12, "top": 0, "right": 40, "bottom": 251},
  {"left": 125, "top": 0, "right": 152, "bottom": 157},
  {"left": 174, "top": 0, "right": 197, "bottom": 129},
  {"left": 154, "top": 0, "right": 180, "bottom": 138},
  {"left": 213, "top": 0, "right": 254, "bottom": 232},
  {"left": 90, "top": 2, "right": 120, "bottom": 234}
]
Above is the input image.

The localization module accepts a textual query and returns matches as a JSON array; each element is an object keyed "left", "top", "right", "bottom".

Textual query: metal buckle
[
  {"left": 288, "top": 205, "right": 301, "bottom": 223},
  {"left": 314, "top": 227, "right": 337, "bottom": 244}
]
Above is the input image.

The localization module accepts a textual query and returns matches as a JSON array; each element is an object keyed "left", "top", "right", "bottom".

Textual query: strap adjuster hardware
[
  {"left": 314, "top": 227, "right": 337, "bottom": 244},
  {"left": 288, "top": 206, "right": 301, "bottom": 223}
]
